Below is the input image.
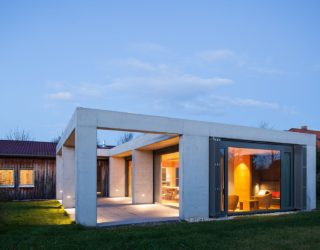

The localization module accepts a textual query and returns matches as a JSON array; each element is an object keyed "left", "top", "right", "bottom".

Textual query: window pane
[
  {"left": 0, "top": 169, "right": 14, "bottom": 186},
  {"left": 20, "top": 170, "right": 34, "bottom": 186},
  {"left": 160, "top": 152, "right": 179, "bottom": 207},
  {"left": 228, "top": 147, "right": 281, "bottom": 212}
]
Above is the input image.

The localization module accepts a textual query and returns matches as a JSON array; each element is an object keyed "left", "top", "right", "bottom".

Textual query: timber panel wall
[{"left": 0, "top": 157, "right": 56, "bottom": 200}]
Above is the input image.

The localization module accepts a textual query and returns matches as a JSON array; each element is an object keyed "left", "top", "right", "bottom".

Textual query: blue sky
[{"left": 0, "top": 1, "right": 319, "bottom": 144}]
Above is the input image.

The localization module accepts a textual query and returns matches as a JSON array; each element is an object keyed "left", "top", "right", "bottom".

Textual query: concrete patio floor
[{"left": 97, "top": 197, "right": 179, "bottom": 226}]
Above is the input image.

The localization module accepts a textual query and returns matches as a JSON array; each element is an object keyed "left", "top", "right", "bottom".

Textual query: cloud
[
  {"left": 247, "top": 66, "right": 285, "bottom": 75},
  {"left": 107, "top": 74, "right": 233, "bottom": 99},
  {"left": 197, "top": 49, "right": 286, "bottom": 75},
  {"left": 44, "top": 53, "right": 295, "bottom": 120},
  {"left": 197, "top": 49, "right": 236, "bottom": 62},
  {"left": 115, "top": 58, "right": 168, "bottom": 72},
  {"left": 215, "top": 96, "right": 280, "bottom": 109},
  {"left": 178, "top": 95, "right": 297, "bottom": 116},
  {"left": 128, "top": 42, "right": 167, "bottom": 53},
  {"left": 47, "top": 91, "right": 73, "bottom": 100}
]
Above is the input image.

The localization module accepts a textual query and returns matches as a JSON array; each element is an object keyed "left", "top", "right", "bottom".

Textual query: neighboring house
[
  {"left": 0, "top": 140, "right": 57, "bottom": 200},
  {"left": 56, "top": 108, "right": 317, "bottom": 226},
  {"left": 0, "top": 140, "right": 112, "bottom": 201},
  {"left": 289, "top": 126, "right": 320, "bottom": 148}
]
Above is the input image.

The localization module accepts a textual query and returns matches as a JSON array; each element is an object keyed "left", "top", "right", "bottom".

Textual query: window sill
[
  {"left": 19, "top": 185, "right": 34, "bottom": 188},
  {"left": 0, "top": 185, "right": 15, "bottom": 188}
]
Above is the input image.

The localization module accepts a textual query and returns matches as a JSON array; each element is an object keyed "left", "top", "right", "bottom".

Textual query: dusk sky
[{"left": 0, "top": 1, "right": 319, "bottom": 144}]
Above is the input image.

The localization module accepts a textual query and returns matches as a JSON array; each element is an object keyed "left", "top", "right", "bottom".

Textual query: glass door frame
[{"left": 210, "top": 138, "right": 294, "bottom": 217}]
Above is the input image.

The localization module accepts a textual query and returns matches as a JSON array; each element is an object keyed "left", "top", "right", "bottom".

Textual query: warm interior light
[{"left": 141, "top": 193, "right": 145, "bottom": 197}]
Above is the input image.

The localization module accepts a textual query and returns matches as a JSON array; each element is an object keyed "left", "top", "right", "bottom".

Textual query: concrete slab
[
  {"left": 65, "top": 208, "right": 75, "bottom": 221},
  {"left": 97, "top": 197, "right": 179, "bottom": 227}
]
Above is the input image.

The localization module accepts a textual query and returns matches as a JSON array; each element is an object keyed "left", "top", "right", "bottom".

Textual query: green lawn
[{"left": 1, "top": 200, "right": 320, "bottom": 249}]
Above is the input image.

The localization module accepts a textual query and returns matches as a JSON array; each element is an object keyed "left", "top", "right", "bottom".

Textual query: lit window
[
  {"left": 0, "top": 169, "right": 14, "bottom": 187},
  {"left": 19, "top": 169, "right": 34, "bottom": 187}
]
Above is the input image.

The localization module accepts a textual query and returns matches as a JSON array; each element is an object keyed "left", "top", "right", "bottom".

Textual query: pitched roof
[
  {"left": 0, "top": 140, "right": 57, "bottom": 158},
  {"left": 289, "top": 128, "right": 320, "bottom": 148}
]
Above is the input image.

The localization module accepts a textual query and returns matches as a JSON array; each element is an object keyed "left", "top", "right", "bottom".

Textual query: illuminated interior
[
  {"left": 19, "top": 169, "right": 34, "bottom": 187},
  {"left": 228, "top": 147, "right": 281, "bottom": 212},
  {"left": 160, "top": 152, "right": 179, "bottom": 207},
  {"left": 0, "top": 169, "right": 14, "bottom": 187}
]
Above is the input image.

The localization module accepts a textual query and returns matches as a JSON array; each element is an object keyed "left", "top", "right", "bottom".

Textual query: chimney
[{"left": 301, "top": 125, "right": 308, "bottom": 130}]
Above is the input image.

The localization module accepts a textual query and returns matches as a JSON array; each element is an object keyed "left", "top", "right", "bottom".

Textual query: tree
[
  {"left": 51, "top": 131, "right": 64, "bottom": 143},
  {"left": 259, "top": 121, "right": 274, "bottom": 130},
  {"left": 51, "top": 135, "right": 61, "bottom": 144},
  {"left": 6, "top": 128, "right": 33, "bottom": 141},
  {"left": 117, "top": 132, "right": 134, "bottom": 145}
]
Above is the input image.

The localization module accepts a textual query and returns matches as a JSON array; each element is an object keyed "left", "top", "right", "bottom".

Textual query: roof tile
[{"left": 0, "top": 140, "right": 57, "bottom": 157}]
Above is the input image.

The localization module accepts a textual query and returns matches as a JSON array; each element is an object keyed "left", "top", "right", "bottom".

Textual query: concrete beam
[
  {"left": 106, "top": 134, "right": 175, "bottom": 157},
  {"left": 109, "top": 157, "right": 126, "bottom": 197},
  {"left": 75, "top": 125, "right": 97, "bottom": 226},
  {"left": 132, "top": 150, "right": 153, "bottom": 204},
  {"left": 62, "top": 146, "right": 75, "bottom": 208},
  {"left": 82, "top": 108, "right": 315, "bottom": 146},
  {"left": 57, "top": 107, "right": 315, "bottom": 159},
  {"left": 179, "top": 135, "right": 209, "bottom": 219}
]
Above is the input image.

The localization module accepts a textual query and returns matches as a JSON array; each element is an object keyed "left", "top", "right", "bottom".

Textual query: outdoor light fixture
[
  {"left": 67, "top": 195, "right": 71, "bottom": 199},
  {"left": 60, "top": 190, "right": 63, "bottom": 193}
]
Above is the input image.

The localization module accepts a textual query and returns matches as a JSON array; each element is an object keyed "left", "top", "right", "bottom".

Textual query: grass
[{"left": 1, "top": 200, "right": 320, "bottom": 249}]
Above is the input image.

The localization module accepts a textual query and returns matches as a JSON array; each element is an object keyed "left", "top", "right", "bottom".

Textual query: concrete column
[
  {"left": 109, "top": 157, "right": 126, "bottom": 197},
  {"left": 179, "top": 135, "right": 209, "bottom": 219},
  {"left": 132, "top": 150, "right": 153, "bottom": 204},
  {"left": 75, "top": 125, "right": 97, "bottom": 226},
  {"left": 56, "top": 154, "right": 63, "bottom": 200},
  {"left": 62, "top": 146, "right": 75, "bottom": 208},
  {"left": 306, "top": 144, "right": 316, "bottom": 210}
]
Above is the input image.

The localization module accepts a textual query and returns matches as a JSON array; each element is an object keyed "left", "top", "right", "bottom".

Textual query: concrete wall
[
  {"left": 109, "top": 157, "right": 126, "bottom": 197},
  {"left": 132, "top": 150, "right": 153, "bottom": 204},
  {"left": 62, "top": 146, "right": 75, "bottom": 208},
  {"left": 56, "top": 154, "right": 63, "bottom": 200},
  {"left": 179, "top": 135, "right": 209, "bottom": 219},
  {"left": 75, "top": 125, "right": 97, "bottom": 226},
  {"left": 307, "top": 144, "right": 317, "bottom": 210}
]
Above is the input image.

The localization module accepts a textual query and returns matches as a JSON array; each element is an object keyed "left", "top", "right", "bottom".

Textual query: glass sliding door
[
  {"left": 160, "top": 152, "right": 179, "bottom": 207},
  {"left": 210, "top": 139, "right": 294, "bottom": 216},
  {"left": 228, "top": 147, "right": 281, "bottom": 212}
]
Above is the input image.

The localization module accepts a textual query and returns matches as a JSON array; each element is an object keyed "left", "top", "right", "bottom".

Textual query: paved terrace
[{"left": 65, "top": 198, "right": 179, "bottom": 227}]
